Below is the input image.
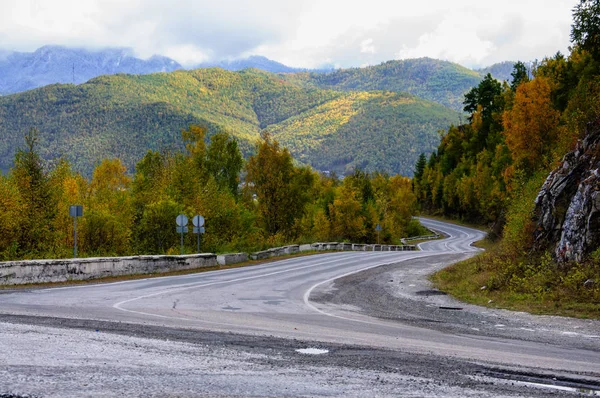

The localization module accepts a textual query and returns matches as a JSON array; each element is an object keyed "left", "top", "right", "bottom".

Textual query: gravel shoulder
[
  {"left": 0, "top": 315, "right": 587, "bottom": 398},
  {"left": 311, "top": 253, "right": 600, "bottom": 351}
]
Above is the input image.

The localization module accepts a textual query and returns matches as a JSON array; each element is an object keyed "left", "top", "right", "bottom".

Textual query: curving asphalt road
[{"left": 1, "top": 218, "right": 599, "bottom": 396}]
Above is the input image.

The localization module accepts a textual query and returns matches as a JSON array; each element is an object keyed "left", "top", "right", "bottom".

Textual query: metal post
[
  {"left": 70, "top": 205, "right": 83, "bottom": 258},
  {"left": 192, "top": 215, "right": 205, "bottom": 254},
  {"left": 181, "top": 230, "right": 184, "bottom": 255},
  {"left": 74, "top": 216, "right": 78, "bottom": 258},
  {"left": 176, "top": 214, "right": 188, "bottom": 255}
]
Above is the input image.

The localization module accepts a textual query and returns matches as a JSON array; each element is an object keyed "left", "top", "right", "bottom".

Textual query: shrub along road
[{"left": 0, "top": 219, "right": 598, "bottom": 397}]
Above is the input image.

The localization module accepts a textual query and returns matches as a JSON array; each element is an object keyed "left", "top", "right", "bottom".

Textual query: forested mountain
[
  {"left": 0, "top": 46, "right": 182, "bottom": 95},
  {"left": 284, "top": 58, "right": 487, "bottom": 111},
  {"left": 0, "top": 67, "right": 458, "bottom": 177},
  {"left": 268, "top": 91, "right": 456, "bottom": 175}
]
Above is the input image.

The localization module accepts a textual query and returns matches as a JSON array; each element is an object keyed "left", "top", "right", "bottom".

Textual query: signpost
[
  {"left": 192, "top": 215, "right": 205, "bottom": 253},
  {"left": 176, "top": 214, "right": 188, "bottom": 254},
  {"left": 375, "top": 223, "right": 382, "bottom": 245},
  {"left": 70, "top": 205, "right": 83, "bottom": 258}
]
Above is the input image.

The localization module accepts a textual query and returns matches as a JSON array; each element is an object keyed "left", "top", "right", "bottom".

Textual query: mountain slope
[
  {"left": 283, "top": 58, "right": 483, "bottom": 111},
  {"left": 0, "top": 45, "right": 182, "bottom": 95},
  {"left": 0, "top": 68, "right": 457, "bottom": 177},
  {"left": 268, "top": 91, "right": 457, "bottom": 174}
]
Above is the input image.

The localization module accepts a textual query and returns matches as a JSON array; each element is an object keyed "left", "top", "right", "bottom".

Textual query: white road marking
[
  {"left": 302, "top": 252, "right": 458, "bottom": 330},
  {"left": 113, "top": 253, "right": 363, "bottom": 313}
]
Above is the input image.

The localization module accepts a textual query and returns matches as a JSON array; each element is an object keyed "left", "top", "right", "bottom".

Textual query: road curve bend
[{"left": 0, "top": 218, "right": 598, "bottom": 391}]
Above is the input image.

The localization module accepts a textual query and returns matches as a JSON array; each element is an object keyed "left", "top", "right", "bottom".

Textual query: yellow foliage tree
[
  {"left": 49, "top": 160, "right": 88, "bottom": 256},
  {"left": 328, "top": 184, "right": 366, "bottom": 241},
  {"left": 83, "top": 158, "right": 133, "bottom": 255},
  {"left": 0, "top": 175, "right": 22, "bottom": 257},
  {"left": 502, "top": 76, "right": 560, "bottom": 172}
]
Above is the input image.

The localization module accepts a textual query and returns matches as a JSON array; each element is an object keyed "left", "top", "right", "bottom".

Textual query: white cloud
[
  {"left": 360, "top": 38, "right": 375, "bottom": 54},
  {"left": 0, "top": 0, "right": 580, "bottom": 69},
  {"left": 164, "top": 44, "right": 212, "bottom": 67}
]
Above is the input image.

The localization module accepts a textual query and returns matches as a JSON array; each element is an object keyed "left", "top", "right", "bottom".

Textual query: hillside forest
[
  {"left": 0, "top": 125, "right": 425, "bottom": 261},
  {"left": 417, "top": 0, "right": 600, "bottom": 316},
  {"left": 0, "top": 65, "right": 459, "bottom": 179}
]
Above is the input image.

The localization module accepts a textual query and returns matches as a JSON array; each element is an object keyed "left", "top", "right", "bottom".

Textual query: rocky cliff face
[{"left": 533, "top": 118, "right": 600, "bottom": 263}]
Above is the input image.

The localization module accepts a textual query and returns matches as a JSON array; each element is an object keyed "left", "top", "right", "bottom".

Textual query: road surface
[{"left": 0, "top": 218, "right": 598, "bottom": 397}]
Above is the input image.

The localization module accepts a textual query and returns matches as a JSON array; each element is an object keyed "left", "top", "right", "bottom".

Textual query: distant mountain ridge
[
  {"left": 0, "top": 47, "right": 331, "bottom": 95},
  {"left": 198, "top": 55, "right": 327, "bottom": 73},
  {"left": 476, "top": 61, "right": 518, "bottom": 84},
  {"left": 0, "top": 45, "right": 182, "bottom": 95},
  {"left": 0, "top": 46, "right": 516, "bottom": 103}
]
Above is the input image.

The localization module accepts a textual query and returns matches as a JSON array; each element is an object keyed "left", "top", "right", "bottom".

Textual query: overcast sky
[{"left": 0, "top": 0, "right": 578, "bottom": 69}]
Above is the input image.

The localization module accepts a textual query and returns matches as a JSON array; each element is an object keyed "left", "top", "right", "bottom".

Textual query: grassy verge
[
  {"left": 0, "top": 251, "right": 325, "bottom": 290},
  {"left": 431, "top": 242, "right": 600, "bottom": 319}
]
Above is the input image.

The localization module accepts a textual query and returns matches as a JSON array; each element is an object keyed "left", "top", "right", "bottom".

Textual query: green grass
[{"left": 431, "top": 242, "right": 600, "bottom": 319}]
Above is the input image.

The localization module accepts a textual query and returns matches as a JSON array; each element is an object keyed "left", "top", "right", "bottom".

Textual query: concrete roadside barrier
[
  {"left": 0, "top": 241, "right": 418, "bottom": 286},
  {"left": 217, "top": 253, "right": 249, "bottom": 266},
  {"left": 0, "top": 254, "right": 217, "bottom": 286}
]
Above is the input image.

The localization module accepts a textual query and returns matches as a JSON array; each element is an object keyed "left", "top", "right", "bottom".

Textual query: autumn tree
[
  {"left": 135, "top": 199, "right": 183, "bottom": 254},
  {"left": 0, "top": 174, "right": 22, "bottom": 258},
  {"left": 245, "top": 133, "right": 315, "bottom": 236},
  {"left": 182, "top": 124, "right": 208, "bottom": 175},
  {"left": 205, "top": 131, "right": 243, "bottom": 196},
  {"left": 328, "top": 183, "right": 366, "bottom": 242},
  {"left": 82, "top": 158, "right": 133, "bottom": 255},
  {"left": 502, "top": 76, "right": 560, "bottom": 172},
  {"left": 48, "top": 159, "right": 88, "bottom": 255},
  {"left": 132, "top": 150, "right": 169, "bottom": 215},
  {"left": 372, "top": 173, "right": 416, "bottom": 241},
  {"left": 12, "top": 128, "right": 57, "bottom": 254}
]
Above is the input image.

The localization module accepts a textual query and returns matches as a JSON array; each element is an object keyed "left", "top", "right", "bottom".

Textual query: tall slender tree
[
  {"left": 12, "top": 128, "right": 56, "bottom": 254},
  {"left": 510, "top": 61, "right": 530, "bottom": 91},
  {"left": 206, "top": 131, "right": 243, "bottom": 196},
  {"left": 245, "top": 133, "right": 314, "bottom": 236}
]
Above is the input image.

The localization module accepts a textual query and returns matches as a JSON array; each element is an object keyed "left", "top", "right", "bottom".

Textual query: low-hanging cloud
[{"left": 0, "top": 0, "right": 578, "bottom": 69}]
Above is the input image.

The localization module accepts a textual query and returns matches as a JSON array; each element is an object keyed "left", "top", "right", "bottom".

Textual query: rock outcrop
[{"left": 533, "top": 118, "right": 600, "bottom": 263}]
